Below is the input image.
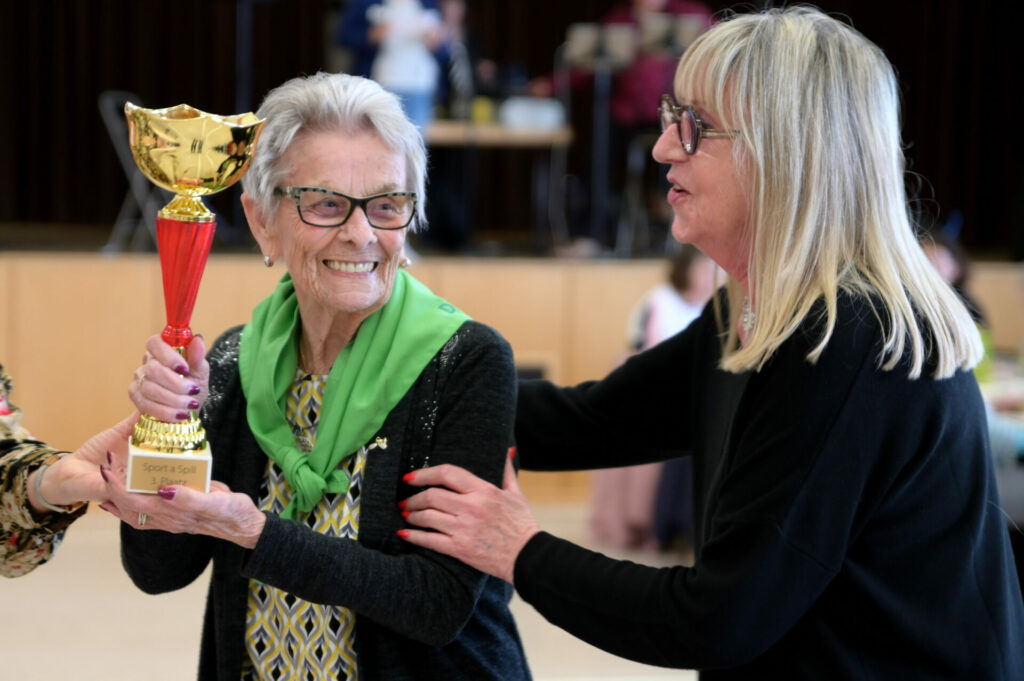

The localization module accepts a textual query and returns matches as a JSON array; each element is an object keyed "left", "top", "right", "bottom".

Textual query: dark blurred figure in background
[
  {"left": 422, "top": 0, "right": 487, "bottom": 253},
  {"left": 920, "top": 230, "right": 1024, "bottom": 463},
  {"left": 920, "top": 227, "right": 1024, "bottom": 595},
  {"left": 531, "top": 0, "right": 714, "bottom": 254},
  {"left": 340, "top": 0, "right": 500, "bottom": 253}
]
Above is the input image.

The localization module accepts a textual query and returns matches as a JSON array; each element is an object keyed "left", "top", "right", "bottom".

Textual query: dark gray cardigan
[{"left": 121, "top": 321, "right": 531, "bottom": 681}]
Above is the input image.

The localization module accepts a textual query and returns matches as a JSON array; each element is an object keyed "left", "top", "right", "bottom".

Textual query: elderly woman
[
  {"left": 1, "top": 364, "right": 137, "bottom": 577},
  {"left": 399, "top": 7, "right": 1024, "bottom": 679},
  {"left": 101, "top": 73, "right": 530, "bottom": 681}
]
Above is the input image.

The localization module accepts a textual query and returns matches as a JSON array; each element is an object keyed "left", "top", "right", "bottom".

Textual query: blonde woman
[{"left": 399, "top": 7, "right": 1024, "bottom": 678}]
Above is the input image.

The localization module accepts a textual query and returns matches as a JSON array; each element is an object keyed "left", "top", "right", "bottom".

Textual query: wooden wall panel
[
  {"left": 564, "top": 261, "right": 665, "bottom": 385},
  {"left": 1, "top": 254, "right": 661, "bottom": 501},
  {"left": 188, "top": 256, "right": 287, "bottom": 343},
  {"left": 404, "top": 258, "right": 444, "bottom": 294},
  {"left": 6, "top": 253, "right": 1021, "bottom": 501},
  {"left": 0, "top": 259, "right": 10, "bottom": 362},
  {"left": 412, "top": 258, "right": 581, "bottom": 503},
  {"left": 969, "top": 264, "right": 1024, "bottom": 354},
  {"left": 432, "top": 258, "right": 569, "bottom": 384},
  {"left": 4, "top": 254, "right": 160, "bottom": 450}
]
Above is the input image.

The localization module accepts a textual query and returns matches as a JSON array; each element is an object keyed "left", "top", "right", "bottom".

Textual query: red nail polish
[
  {"left": 402, "top": 471, "right": 416, "bottom": 483},
  {"left": 401, "top": 510, "right": 410, "bottom": 519},
  {"left": 175, "top": 411, "right": 189, "bottom": 421},
  {"left": 397, "top": 529, "right": 410, "bottom": 538},
  {"left": 188, "top": 385, "right": 201, "bottom": 396},
  {"left": 107, "top": 451, "right": 113, "bottom": 466},
  {"left": 188, "top": 400, "right": 200, "bottom": 410},
  {"left": 397, "top": 499, "right": 407, "bottom": 509},
  {"left": 175, "top": 364, "right": 190, "bottom": 377},
  {"left": 100, "top": 466, "right": 110, "bottom": 483},
  {"left": 508, "top": 446, "right": 517, "bottom": 460},
  {"left": 157, "top": 487, "right": 176, "bottom": 500}
]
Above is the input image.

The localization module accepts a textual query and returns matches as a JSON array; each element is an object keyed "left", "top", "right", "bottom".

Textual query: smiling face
[
  {"left": 245, "top": 127, "right": 409, "bottom": 331},
  {"left": 652, "top": 98, "right": 752, "bottom": 287}
]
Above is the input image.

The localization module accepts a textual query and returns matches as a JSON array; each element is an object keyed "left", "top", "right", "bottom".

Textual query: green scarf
[{"left": 238, "top": 269, "right": 469, "bottom": 519}]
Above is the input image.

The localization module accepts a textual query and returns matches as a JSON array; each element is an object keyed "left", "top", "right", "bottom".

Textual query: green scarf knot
[{"left": 238, "top": 269, "right": 469, "bottom": 520}]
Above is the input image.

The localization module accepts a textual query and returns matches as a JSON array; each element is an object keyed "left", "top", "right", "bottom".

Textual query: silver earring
[
  {"left": 400, "top": 257, "right": 412, "bottom": 268},
  {"left": 263, "top": 255, "right": 273, "bottom": 268}
]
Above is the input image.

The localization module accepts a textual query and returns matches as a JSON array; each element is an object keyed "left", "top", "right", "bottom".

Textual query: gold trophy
[{"left": 124, "top": 102, "right": 264, "bottom": 493}]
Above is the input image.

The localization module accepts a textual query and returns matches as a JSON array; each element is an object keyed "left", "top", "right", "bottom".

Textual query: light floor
[{"left": 0, "top": 504, "right": 695, "bottom": 681}]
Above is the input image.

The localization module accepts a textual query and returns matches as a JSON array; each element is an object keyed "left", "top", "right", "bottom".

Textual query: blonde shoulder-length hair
[{"left": 680, "top": 6, "right": 981, "bottom": 378}]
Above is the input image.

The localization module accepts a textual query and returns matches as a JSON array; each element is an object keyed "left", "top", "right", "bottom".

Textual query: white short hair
[{"left": 241, "top": 72, "right": 428, "bottom": 232}]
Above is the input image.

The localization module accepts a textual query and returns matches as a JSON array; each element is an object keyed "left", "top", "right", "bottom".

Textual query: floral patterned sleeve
[{"left": 0, "top": 364, "right": 85, "bottom": 578}]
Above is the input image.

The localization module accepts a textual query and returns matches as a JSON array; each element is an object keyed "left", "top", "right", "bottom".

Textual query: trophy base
[{"left": 126, "top": 443, "right": 212, "bottom": 494}]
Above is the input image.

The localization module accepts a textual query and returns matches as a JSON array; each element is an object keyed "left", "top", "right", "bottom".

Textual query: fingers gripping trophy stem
[{"left": 127, "top": 341, "right": 212, "bottom": 493}]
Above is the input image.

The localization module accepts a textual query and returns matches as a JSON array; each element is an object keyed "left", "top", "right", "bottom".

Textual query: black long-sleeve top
[
  {"left": 121, "top": 321, "right": 531, "bottom": 681},
  {"left": 514, "top": 293, "right": 1024, "bottom": 679}
]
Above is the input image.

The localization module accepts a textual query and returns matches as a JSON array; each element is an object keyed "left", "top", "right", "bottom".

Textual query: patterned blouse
[
  {"left": 240, "top": 367, "right": 366, "bottom": 681},
  {"left": 0, "top": 364, "right": 86, "bottom": 578}
]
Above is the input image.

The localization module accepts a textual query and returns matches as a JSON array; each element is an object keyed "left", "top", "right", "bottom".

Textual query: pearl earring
[{"left": 263, "top": 255, "right": 273, "bottom": 268}]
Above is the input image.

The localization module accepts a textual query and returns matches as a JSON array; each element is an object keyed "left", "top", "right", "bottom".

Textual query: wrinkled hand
[
  {"left": 399, "top": 449, "right": 541, "bottom": 585},
  {"left": 129, "top": 334, "right": 209, "bottom": 423},
  {"left": 99, "top": 453, "right": 266, "bottom": 549},
  {"left": 32, "top": 412, "right": 138, "bottom": 509}
]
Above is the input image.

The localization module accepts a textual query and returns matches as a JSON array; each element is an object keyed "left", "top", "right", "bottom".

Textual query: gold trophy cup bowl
[{"left": 125, "top": 102, "right": 264, "bottom": 493}]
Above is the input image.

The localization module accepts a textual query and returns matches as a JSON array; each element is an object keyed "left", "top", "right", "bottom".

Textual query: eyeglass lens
[
  {"left": 660, "top": 99, "right": 697, "bottom": 154},
  {"left": 297, "top": 189, "right": 414, "bottom": 229}
]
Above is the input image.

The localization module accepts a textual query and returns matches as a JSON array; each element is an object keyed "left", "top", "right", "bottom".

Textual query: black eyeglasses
[
  {"left": 274, "top": 187, "right": 417, "bottom": 230},
  {"left": 658, "top": 94, "right": 738, "bottom": 155}
]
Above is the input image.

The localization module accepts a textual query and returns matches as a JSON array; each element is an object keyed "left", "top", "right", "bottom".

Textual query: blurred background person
[
  {"left": 338, "top": 0, "right": 445, "bottom": 129},
  {"left": 589, "top": 245, "right": 716, "bottom": 551},
  {"left": 420, "top": 0, "right": 491, "bottom": 253},
  {"left": 531, "top": 0, "right": 714, "bottom": 254},
  {"left": 920, "top": 229, "right": 1024, "bottom": 464},
  {"left": 434, "top": 0, "right": 476, "bottom": 121}
]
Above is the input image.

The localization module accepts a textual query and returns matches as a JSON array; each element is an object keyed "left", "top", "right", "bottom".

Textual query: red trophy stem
[{"left": 155, "top": 216, "right": 216, "bottom": 348}]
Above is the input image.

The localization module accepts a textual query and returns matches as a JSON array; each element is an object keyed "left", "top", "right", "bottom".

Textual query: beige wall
[
  {"left": 3, "top": 252, "right": 1021, "bottom": 501},
  {"left": 1, "top": 253, "right": 665, "bottom": 502},
  {"left": 968, "top": 262, "right": 1024, "bottom": 354}
]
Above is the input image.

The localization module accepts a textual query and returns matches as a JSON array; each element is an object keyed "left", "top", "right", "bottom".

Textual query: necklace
[
  {"left": 299, "top": 340, "right": 334, "bottom": 376},
  {"left": 741, "top": 296, "right": 756, "bottom": 336}
]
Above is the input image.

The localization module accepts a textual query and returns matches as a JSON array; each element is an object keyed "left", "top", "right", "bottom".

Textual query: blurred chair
[
  {"left": 615, "top": 131, "right": 674, "bottom": 256},
  {"left": 97, "top": 90, "right": 167, "bottom": 252}
]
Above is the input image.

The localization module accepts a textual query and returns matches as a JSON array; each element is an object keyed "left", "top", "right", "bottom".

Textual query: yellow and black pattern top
[{"left": 241, "top": 369, "right": 366, "bottom": 681}]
